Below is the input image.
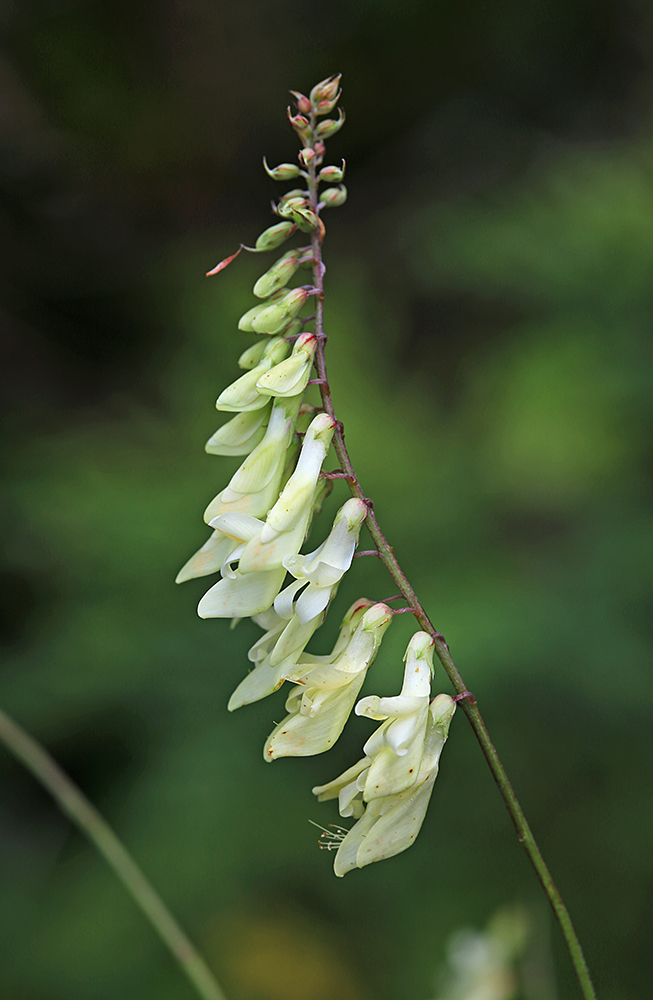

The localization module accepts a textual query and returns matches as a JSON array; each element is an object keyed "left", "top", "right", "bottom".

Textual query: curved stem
[
  {"left": 0, "top": 706, "right": 227, "bottom": 1000},
  {"left": 306, "top": 126, "right": 596, "bottom": 1000}
]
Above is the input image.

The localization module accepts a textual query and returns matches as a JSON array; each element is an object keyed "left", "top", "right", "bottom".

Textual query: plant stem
[
  {"left": 0, "top": 706, "right": 227, "bottom": 1000},
  {"left": 306, "top": 126, "right": 596, "bottom": 1000}
]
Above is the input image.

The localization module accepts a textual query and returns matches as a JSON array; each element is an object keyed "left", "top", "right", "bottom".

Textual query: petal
[
  {"left": 333, "top": 804, "right": 381, "bottom": 877},
  {"left": 354, "top": 772, "right": 437, "bottom": 870},
  {"left": 175, "top": 531, "right": 239, "bottom": 584},
  {"left": 273, "top": 577, "right": 306, "bottom": 620},
  {"left": 264, "top": 674, "right": 365, "bottom": 759},
  {"left": 228, "top": 653, "right": 293, "bottom": 710},
  {"left": 294, "top": 582, "right": 333, "bottom": 625},
  {"left": 312, "top": 757, "right": 371, "bottom": 801},
  {"left": 205, "top": 406, "right": 270, "bottom": 456},
  {"left": 197, "top": 567, "right": 286, "bottom": 619},
  {"left": 209, "top": 513, "right": 265, "bottom": 542}
]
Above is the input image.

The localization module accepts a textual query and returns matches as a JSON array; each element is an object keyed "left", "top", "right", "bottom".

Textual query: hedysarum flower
[
  {"left": 263, "top": 601, "right": 393, "bottom": 760},
  {"left": 274, "top": 497, "right": 368, "bottom": 626},
  {"left": 256, "top": 332, "right": 317, "bottom": 399},
  {"left": 236, "top": 412, "right": 335, "bottom": 573},
  {"left": 355, "top": 631, "right": 435, "bottom": 800},
  {"left": 196, "top": 413, "right": 335, "bottom": 620},
  {"left": 215, "top": 336, "right": 289, "bottom": 410},
  {"left": 312, "top": 693, "right": 456, "bottom": 876},
  {"left": 203, "top": 394, "right": 302, "bottom": 524}
]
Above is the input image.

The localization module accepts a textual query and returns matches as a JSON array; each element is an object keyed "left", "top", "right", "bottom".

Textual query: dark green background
[{"left": 1, "top": 2, "right": 652, "bottom": 998}]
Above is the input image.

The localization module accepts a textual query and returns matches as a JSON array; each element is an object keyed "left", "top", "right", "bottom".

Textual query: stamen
[{"left": 309, "top": 820, "right": 349, "bottom": 851}]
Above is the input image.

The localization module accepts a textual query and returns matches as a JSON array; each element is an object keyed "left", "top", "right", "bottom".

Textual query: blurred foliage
[{"left": 1, "top": 2, "right": 652, "bottom": 1000}]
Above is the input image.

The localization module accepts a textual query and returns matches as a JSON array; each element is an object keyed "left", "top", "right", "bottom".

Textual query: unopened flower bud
[
  {"left": 319, "top": 161, "right": 345, "bottom": 183},
  {"left": 252, "top": 249, "right": 302, "bottom": 298},
  {"left": 315, "top": 94, "right": 341, "bottom": 115},
  {"left": 238, "top": 289, "right": 289, "bottom": 331},
  {"left": 310, "top": 74, "right": 341, "bottom": 106},
  {"left": 205, "top": 404, "right": 270, "bottom": 456},
  {"left": 238, "top": 340, "right": 268, "bottom": 369},
  {"left": 313, "top": 141, "right": 326, "bottom": 159},
  {"left": 320, "top": 185, "right": 347, "bottom": 208},
  {"left": 290, "top": 90, "right": 312, "bottom": 115},
  {"left": 299, "top": 147, "right": 316, "bottom": 167},
  {"left": 279, "top": 189, "right": 308, "bottom": 203},
  {"left": 279, "top": 317, "right": 303, "bottom": 338},
  {"left": 254, "top": 220, "right": 296, "bottom": 252},
  {"left": 252, "top": 287, "right": 308, "bottom": 334},
  {"left": 287, "top": 108, "right": 311, "bottom": 139},
  {"left": 316, "top": 109, "right": 345, "bottom": 140},
  {"left": 276, "top": 196, "right": 309, "bottom": 219},
  {"left": 263, "top": 157, "right": 301, "bottom": 181},
  {"left": 289, "top": 206, "right": 321, "bottom": 233},
  {"left": 215, "top": 338, "right": 289, "bottom": 412}
]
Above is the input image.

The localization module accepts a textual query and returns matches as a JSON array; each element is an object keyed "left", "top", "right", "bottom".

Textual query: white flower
[
  {"left": 227, "top": 598, "right": 373, "bottom": 712},
  {"left": 256, "top": 332, "right": 317, "bottom": 399},
  {"left": 203, "top": 394, "right": 302, "bottom": 524},
  {"left": 237, "top": 412, "right": 335, "bottom": 573},
  {"left": 264, "top": 602, "right": 393, "bottom": 760},
  {"left": 197, "top": 413, "right": 335, "bottom": 619},
  {"left": 274, "top": 497, "right": 368, "bottom": 626},
  {"left": 355, "top": 631, "right": 435, "bottom": 800},
  {"left": 204, "top": 404, "right": 271, "bottom": 457},
  {"left": 215, "top": 336, "right": 289, "bottom": 411},
  {"left": 313, "top": 693, "right": 456, "bottom": 876}
]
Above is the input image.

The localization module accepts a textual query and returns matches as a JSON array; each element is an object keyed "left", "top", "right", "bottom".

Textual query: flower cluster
[
  {"left": 177, "top": 76, "right": 457, "bottom": 875},
  {"left": 313, "top": 634, "right": 456, "bottom": 875}
]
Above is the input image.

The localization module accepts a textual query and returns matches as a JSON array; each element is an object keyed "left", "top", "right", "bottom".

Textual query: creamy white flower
[
  {"left": 203, "top": 394, "right": 301, "bottom": 524},
  {"left": 237, "top": 412, "right": 335, "bottom": 573},
  {"left": 215, "top": 337, "right": 289, "bottom": 412},
  {"left": 256, "top": 333, "right": 317, "bottom": 399},
  {"left": 356, "top": 631, "right": 435, "bottom": 800},
  {"left": 264, "top": 602, "right": 393, "bottom": 760},
  {"left": 205, "top": 404, "right": 271, "bottom": 457},
  {"left": 197, "top": 413, "right": 335, "bottom": 620},
  {"left": 313, "top": 693, "right": 456, "bottom": 876},
  {"left": 274, "top": 498, "right": 368, "bottom": 626}
]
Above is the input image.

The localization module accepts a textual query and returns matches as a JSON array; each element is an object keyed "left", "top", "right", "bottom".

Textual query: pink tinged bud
[
  {"left": 279, "top": 188, "right": 308, "bottom": 203},
  {"left": 315, "top": 92, "right": 342, "bottom": 115},
  {"left": 299, "top": 147, "right": 316, "bottom": 167},
  {"left": 320, "top": 185, "right": 347, "bottom": 208},
  {"left": 287, "top": 108, "right": 311, "bottom": 139},
  {"left": 289, "top": 206, "right": 322, "bottom": 233},
  {"left": 309, "top": 74, "right": 342, "bottom": 106},
  {"left": 262, "top": 157, "right": 301, "bottom": 181},
  {"left": 290, "top": 90, "right": 312, "bottom": 115},
  {"left": 205, "top": 404, "right": 270, "bottom": 457},
  {"left": 315, "top": 109, "right": 345, "bottom": 139},
  {"left": 254, "top": 220, "right": 296, "bottom": 251},
  {"left": 319, "top": 161, "right": 346, "bottom": 183},
  {"left": 276, "top": 196, "right": 309, "bottom": 219}
]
